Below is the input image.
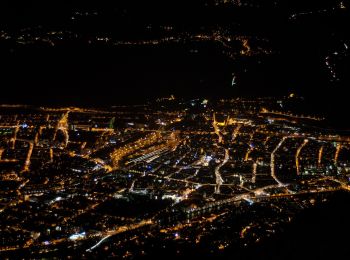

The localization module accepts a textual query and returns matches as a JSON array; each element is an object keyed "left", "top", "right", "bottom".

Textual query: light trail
[
  {"left": 53, "top": 111, "right": 70, "bottom": 146},
  {"left": 326, "top": 176, "right": 350, "bottom": 191},
  {"left": 252, "top": 162, "right": 257, "bottom": 184},
  {"left": 334, "top": 143, "right": 342, "bottom": 165},
  {"left": 318, "top": 146, "right": 324, "bottom": 166},
  {"left": 35, "top": 126, "right": 45, "bottom": 146},
  {"left": 87, "top": 219, "right": 153, "bottom": 252},
  {"left": 260, "top": 109, "right": 324, "bottom": 121},
  {"left": 22, "top": 142, "right": 34, "bottom": 172},
  {"left": 34, "top": 133, "right": 39, "bottom": 145},
  {"left": 11, "top": 122, "right": 20, "bottom": 149},
  {"left": 87, "top": 235, "right": 111, "bottom": 252},
  {"left": 50, "top": 148, "right": 54, "bottom": 162},
  {"left": 212, "top": 113, "right": 223, "bottom": 144},
  {"left": 240, "top": 39, "right": 251, "bottom": 55},
  {"left": 129, "top": 180, "right": 136, "bottom": 192},
  {"left": 232, "top": 125, "right": 241, "bottom": 141},
  {"left": 270, "top": 137, "right": 287, "bottom": 186},
  {"left": 263, "top": 136, "right": 270, "bottom": 145},
  {"left": 244, "top": 148, "right": 252, "bottom": 161},
  {"left": 296, "top": 139, "right": 309, "bottom": 176},
  {"left": 214, "top": 148, "right": 229, "bottom": 194}
]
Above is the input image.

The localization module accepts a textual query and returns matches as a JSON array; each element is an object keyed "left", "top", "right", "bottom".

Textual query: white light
[
  {"left": 205, "top": 156, "right": 213, "bottom": 162},
  {"left": 69, "top": 232, "right": 86, "bottom": 241}
]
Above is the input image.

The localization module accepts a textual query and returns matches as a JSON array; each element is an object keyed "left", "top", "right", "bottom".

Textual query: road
[
  {"left": 87, "top": 219, "right": 153, "bottom": 252},
  {"left": 270, "top": 137, "right": 287, "bottom": 186},
  {"left": 214, "top": 148, "right": 229, "bottom": 194}
]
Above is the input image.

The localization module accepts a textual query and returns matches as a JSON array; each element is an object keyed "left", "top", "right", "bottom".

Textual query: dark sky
[{"left": 0, "top": 1, "right": 349, "bottom": 113}]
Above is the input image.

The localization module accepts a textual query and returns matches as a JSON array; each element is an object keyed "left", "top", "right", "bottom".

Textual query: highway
[
  {"left": 214, "top": 148, "right": 229, "bottom": 194},
  {"left": 296, "top": 139, "right": 309, "bottom": 175},
  {"left": 87, "top": 219, "right": 153, "bottom": 252},
  {"left": 270, "top": 137, "right": 288, "bottom": 187}
]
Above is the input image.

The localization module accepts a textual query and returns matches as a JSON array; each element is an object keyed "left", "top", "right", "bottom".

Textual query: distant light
[
  {"left": 69, "top": 232, "right": 86, "bottom": 241},
  {"left": 232, "top": 75, "right": 237, "bottom": 86},
  {"left": 21, "top": 123, "right": 28, "bottom": 128},
  {"left": 205, "top": 156, "right": 212, "bottom": 162},
  {"left": 243, "top": 198, "right": 254, "bottom": 205}
]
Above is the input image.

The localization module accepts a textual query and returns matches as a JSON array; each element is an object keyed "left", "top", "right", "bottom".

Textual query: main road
[{"left": 214, "top": 148, "right": 229, "bottom": 194}]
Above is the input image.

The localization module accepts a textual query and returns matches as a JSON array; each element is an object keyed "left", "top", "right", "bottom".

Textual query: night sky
[{"left": 0, "top": 0, "right": 349, "bottom": 119}]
